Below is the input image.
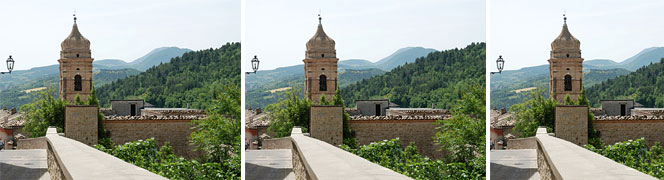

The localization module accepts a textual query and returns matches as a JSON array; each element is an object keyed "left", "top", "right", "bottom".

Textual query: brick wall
[
  {"left": 65, "top": 105, "right": 98, "bottom": 146},
  {"left": 555, "top": 105, "right": 588, "bottom": 145},
  {"left": 594, "top": 119, "right": 664, "bottom": 146},
  {"left": 349, "top": 119, "right": 444, "bottom": 159},
  {"left": 104, "top": 119, "right": 200, "bottom": 158},
  {"left": 309, "top": 105, "right": 343, "bottom": 146}
]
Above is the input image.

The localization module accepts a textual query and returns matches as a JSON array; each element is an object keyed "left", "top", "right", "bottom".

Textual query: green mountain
[
  {"left": 246, "top": 47, "right": 437, "bottom": 92},
  {"left": 586, "top": 58, "right": 664, "bottom": 108},
  {"left": 0, "top": 68, "right": 141, "bottom": 109},
  {"left": 490, "top": 68, "right": 632, "bottom": 109},
  {"left": 491, "top": 47, "right": 664, "bottom": 91},
  {"left": 245, "top": 68, "right": 386, "bottom": 109},
  {"left": 96, "top": 43, "right": 240, "bottom": 109},
  {"left": 375, "top": 47, "right": 438, "bottom": 71},
  {"left": 0, "top": 47, "right": 191, "bottom": 91},
  {"left": 341, "top": 42, "right": 485, "bottom": 109}
]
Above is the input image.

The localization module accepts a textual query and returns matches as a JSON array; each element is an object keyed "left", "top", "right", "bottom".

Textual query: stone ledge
[
  {"left": 289, "top": 127, "right": 412, "bottom": 180},
  {"left": 535, "top": 127, "right": 656, "bottom": 180},
  {"left": 45, "top": 127, "right": 167, "bottom": 179}
]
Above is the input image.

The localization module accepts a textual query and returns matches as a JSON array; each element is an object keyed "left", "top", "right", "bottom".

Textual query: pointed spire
[
  {"left": 318, "top": 13, "right": 322, "bottom": 24},
  {"left": 73, "top": 11, "right": 77, "bottom": 24},
  {"left": 563, "top": 12, "right": 567, "bottom": 24}
]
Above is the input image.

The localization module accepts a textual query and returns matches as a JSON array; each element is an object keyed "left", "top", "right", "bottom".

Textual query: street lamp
[
  {"left": 491, "top": 55, "right": 504, "bottom": 74},
  {"left": 1, "top": 55, "right": 14, "bottom": 74},
  {"left": 246, "top": 55, "right": 259, "bottom": 74}
]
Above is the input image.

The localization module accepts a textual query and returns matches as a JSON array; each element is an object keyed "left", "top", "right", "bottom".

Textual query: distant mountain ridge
[
  {"left": 246, "top": 46, "right": 437, "bottom": 91},
  {"left": 491, "top": 47, "right": 664, "bottom": 91},
  {"left": 0, "top": 47, "right": 191, "bottom": 91}
]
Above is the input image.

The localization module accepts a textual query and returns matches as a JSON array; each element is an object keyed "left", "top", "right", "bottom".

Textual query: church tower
[
  {"left": 59, "top": 15, "right": 94, "bottom": 103},
  {"left": 304, "top": 15, "right": 338, "bottom": 103},
  {"left": 548, "top": 14, "right": 583, "bottom": 102}
]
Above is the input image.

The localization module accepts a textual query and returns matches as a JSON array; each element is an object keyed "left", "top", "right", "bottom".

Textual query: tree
[
  {"left": 266, "top": 87, "right": 312, "bottom": 137},
  {"left": 511, "top": 89, "right": 557, "bottom": 137},
  {"left": 190, "top": 82, "right": 240, "bottom": 166},
  {"left": 20, "top": 88, "right": 68, "bottom": 137},
  {"left": 434, "top": 83, "right": 485, "bottom": 175}
]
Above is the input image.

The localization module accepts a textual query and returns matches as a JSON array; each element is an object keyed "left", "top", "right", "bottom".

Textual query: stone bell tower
[
  {"left": 549, "top": 14, "right": 583, "bottom": 102},
  {"left": 59, "top": 15, "right": 94, "bottom": 103},
  {"left": 304, "top": 15, "right": 338, "bottom": 103}
]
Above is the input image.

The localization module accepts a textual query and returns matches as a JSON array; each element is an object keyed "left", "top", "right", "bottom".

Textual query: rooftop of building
[
  {"left": 245, "top": 109, "right": 270, "bottom": 128},
  {"left": 349, "top": 115, "right": 450, "bottom": 121},
  {"left": 490, "top": 109, "right": 514, "bottom": 128},
  {"left": 0, "top": 109, "right": 24, "bottom": 129}
]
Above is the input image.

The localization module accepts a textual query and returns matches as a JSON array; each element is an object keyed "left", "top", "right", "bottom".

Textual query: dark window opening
[
  {"left": 321, "top": 54, "right": 325, "bottom": 58},
  {"left": 74, "top": 75, "right": 82, "bottom": 91},
  {"left": 566, "top": 54, "right": 570, "bottom": 58},
  {"left": 319, "top": 75, "right": 327, "bottom": 91},
  {"left": 130, "top": 104, "right": 136, "bottom": 116},
  {"left": 76, "top": 54, "right": 80, "bottom": 58},
  {"left": 375, "top": 104, "right": 381, "bottom": 116},
  {"left": 564, "top": 75, "right": 572, "bottom": 91},
  {"left": 620, "top": 104, "right": 626, "bottom": 116}
]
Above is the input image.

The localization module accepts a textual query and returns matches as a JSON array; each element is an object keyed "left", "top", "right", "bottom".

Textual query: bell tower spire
[
  {"left": 304, "top": 13, "right": 338, "bottom": 103},
  {"left": 548, "top": 13, "right": 584, "bottom": 103},
  {"left": 58, "top": 14, "right": 94, "bottom": 102}
]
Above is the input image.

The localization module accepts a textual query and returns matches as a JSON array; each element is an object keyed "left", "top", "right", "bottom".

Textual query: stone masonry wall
[
  {"left": 507, "top": 137, "right": 537, "bottom": 149},
  {"left": 47, "top": 141, "right": 67, "bottom": 180},
  {"left": 262, "top": 137, "right": 293, "bottom": 150},
  {"left": 65, "top": 105, "right": 98, "bottom": 146},
  {"left": 17, "top": 137, "right": 47, "bottom": 149},
  {"left": 310, "top": 105, "right": 343, "bottom": 146},
  {"left": 349, "top": 119, "right": 444, "bottom": 159},
  {"left": 555, "top": 105, "right": 587, "bottom": 146},
  {"left": 594, "top": 119, "right": 664, "bottom": 146},
  {"left": 104, "top": 119, "right": 199, "bottom": 158}
]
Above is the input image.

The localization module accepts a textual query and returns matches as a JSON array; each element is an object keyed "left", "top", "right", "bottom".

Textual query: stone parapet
[
  {"left": 507, "top": 137, "right": 537, "bottom": 149},
  {"left": 289, "top": 127, "right": 411, "bottom": 180},
  {"left": 535, "top": 127, "right": 656, "bottom": 180},
  {"left": 45, "top": 127, "right": 167, "bottom": 180}
]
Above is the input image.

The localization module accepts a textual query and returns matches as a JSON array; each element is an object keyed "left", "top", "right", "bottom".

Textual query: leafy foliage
[
  {"left": 96, "top": 138, "right": 238, "bottom": 180},
  {"left": 586, "top": 58, "right": 664, "bottom": 107},
  {"left": 585, "top": 138, "right": 664, "bottom": 179},
  {"left": 434, "top": 83, "right": 485, "bottom": 175},
  {"left": 190, "top": 82, "right": 241, "bottom": 168},
  {"left": 96, "top": 43, "right": 240, "bottom": 109},
  {"left": 20, "top": 89, "right": 68, "bottom": 137},
  {"left": 510, "top": 89, "right": 557, "bottom": 137},
  {"left": 341, "top": 43, "right": 485, "bottom": 109},
  {"left": 340, "top": 138, "right": 484, "bottom": 180},
  {"left": 265, "top": 86, "right": 312, "bottom": 137}
]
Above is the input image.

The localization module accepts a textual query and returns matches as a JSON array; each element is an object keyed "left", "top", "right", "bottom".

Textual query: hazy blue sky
[
  {"left": 490, "top": 0, "right": 664, "bottom": 71},
  {"left": 245, "top": 0, "right": 486, "bottom": 71},
  {"left": 0, "top": 0, "right": 239, "bottom": 71}
]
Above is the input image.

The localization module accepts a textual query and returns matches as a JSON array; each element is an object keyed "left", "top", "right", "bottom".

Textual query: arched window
[
  {"left": 74, "top": 75, "right": 82, "bottom": 91},
  {"left": 319, "top": 75, "right": 327, "bottom": 91},
  {"left": 564, "top": 75, "right": 572, "bottom": 91}
]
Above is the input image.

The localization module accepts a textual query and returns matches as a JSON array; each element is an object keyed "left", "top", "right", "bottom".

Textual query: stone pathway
[
  {"left": 0, "top": 149, "right": 49, "bottom": 180},
  {"left": 246, "top": 149, "right": 295, "bottom": 180},
  {"left": 491, "top": 149, "right": 539, "bottom": 180}
]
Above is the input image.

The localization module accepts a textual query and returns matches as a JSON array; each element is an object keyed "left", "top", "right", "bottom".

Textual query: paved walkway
[
  {"left": 491, "top": 149, "right": 539, "bottom": 180},
  {"left": 246, "top": 149, "right": 295, "bottom": 180},
  {"left": 0, "top": 149, "right": 49, "bottom": 180}
]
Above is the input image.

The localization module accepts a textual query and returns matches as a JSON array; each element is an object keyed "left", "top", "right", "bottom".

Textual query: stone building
[
  {"left": 304, "top": 15, "right": 338, "bottom": 103},
  {"left": 355, "top": 99, "right": 390, "bottom": 116},
  {"left": 600, "top": 100, "right": 635, "bottom": 116},
  {"left": 548, "top": 15, "right": 583, "bottom": 102},
  {"left": 59, "top": 16, "right": 94, "bottom": 102},
  {"left": 109, "top": 100, "right": 146, "bottom": 116}
]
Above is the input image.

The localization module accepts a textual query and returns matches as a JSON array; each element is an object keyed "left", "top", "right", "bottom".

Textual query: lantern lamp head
[
  {"left": 251, "top": 55, "right": 260, "bottom": 73},
  {"left": 496, "top": 55, "right": 504, "bottom": 73},
  {"left": 6, "top": 55, "right": 14, "bottom": 73}
]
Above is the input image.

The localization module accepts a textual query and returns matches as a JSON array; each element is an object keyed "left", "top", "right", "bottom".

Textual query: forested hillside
[
  {"left": 586, "top": 58, "right": 664, "bottom": 107},
  {"left": 96, "top": 43, "right": 240, "bottom": 109},
  {"left": 341, "top": 42, "right": 485, "bottom": 109}
]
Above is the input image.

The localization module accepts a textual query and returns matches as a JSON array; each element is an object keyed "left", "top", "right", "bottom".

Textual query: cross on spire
[
  {"left": 318, "top": 13, "right": 322, "bottom": 24},
  {"left": 73, "top": 11, "right": 77, "bottom": 24},
  {"left": 563, "top": 10, "right": 567, "bottom": 24}
]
